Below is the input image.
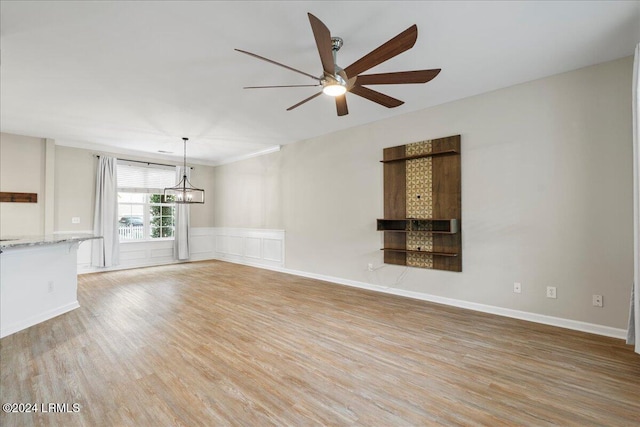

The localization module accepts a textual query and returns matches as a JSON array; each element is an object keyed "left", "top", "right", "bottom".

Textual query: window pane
[
  {"left": 148, "top": 194, "right": 175, "bottom": 240},
  {"left": 118, "top": 193, "right": 145, "bottom": 241},
  {"left": 118, "top": 192, "right": 175, "bottom": 241}
]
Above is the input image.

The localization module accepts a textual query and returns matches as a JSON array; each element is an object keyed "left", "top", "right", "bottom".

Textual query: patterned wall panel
[
  {"left": 406, "top": 232, "right": 434, "bottom": 268},
  {"left": 405, "top": 140, "right": 435, "bottom": 269},
  {"left": 407, "top": 252, "right": 434, "bottom": 268},
  {"left": 406, "top": 140, "right": 433, "bottom": 218}
]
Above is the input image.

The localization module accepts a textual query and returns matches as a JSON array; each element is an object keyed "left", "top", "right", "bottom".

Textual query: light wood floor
[{"left": 1, "top": 260, "right": 639, "bottom": 426}]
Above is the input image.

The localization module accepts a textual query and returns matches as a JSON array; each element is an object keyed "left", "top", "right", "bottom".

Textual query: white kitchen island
[{"left": 0, "top": 234, "right": 101, "bottom": 338}]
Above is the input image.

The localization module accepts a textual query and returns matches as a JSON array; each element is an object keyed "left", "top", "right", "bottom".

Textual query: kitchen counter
[
  {"left": 0, "top": 233, "right": 101, "bottom": 251},
  {"left": 0, "top": 233, "right": 102, "bottom": 338}
]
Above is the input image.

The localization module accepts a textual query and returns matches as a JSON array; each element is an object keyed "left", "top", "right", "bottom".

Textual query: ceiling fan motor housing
[
  {"left": 322, "top": 37, "right": 347, "bottom": 89},
  {"left": 331, "top": 37, "right": 343, "bottom": 52}
]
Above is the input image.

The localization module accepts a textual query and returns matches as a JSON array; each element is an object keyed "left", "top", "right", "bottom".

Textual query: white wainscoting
[
  {"left": 74, "top": 227, "right": 284, "bottom": 273},
  {"left": 213, "top": 228, "right": 285, "bottom": 268}
]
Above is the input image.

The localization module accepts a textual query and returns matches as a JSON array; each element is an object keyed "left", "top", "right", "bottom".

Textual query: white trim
[
  {"left": 55, "top": 139, "right": 280, "bottom": 167},
  {"left": 280, "top": 268, "right": 627, "bottom": 339},
  {"left": 212, "top": 257, "right": 626, "bottom": 340},
  {"left": 213, "top": 227, "right": 285, "bottom": 268},
  {"left": 75, "top": 225, "right": 284, "bottom": 273},
  {"left": 212, "top": 145, "right": 281, "bottom": 166},
  {"left": 0, "top": 301, "right": 79, "bottom": 339},
  {"left": 54, "top": 139, "right": 216, "bottom": 167},
  {"left": 44, "top": 139, "right": 56, "bottom": 235},
  {"left": 68, "top": 224, "right": 625, "bottom": 339}
]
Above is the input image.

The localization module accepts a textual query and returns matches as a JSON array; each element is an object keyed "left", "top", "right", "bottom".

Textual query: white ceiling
[{"left": 1, "top": 1, "right": 638, "bottom": 165}]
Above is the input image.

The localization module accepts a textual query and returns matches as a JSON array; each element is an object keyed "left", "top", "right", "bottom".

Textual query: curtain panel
[
  {"left": 92, "top": 156, "right": 120, "bottom": 267},
  {"left": 628, "top": 43, "right": 639, "bottom": 354},
  {"left": 174, "top": 165, "right": 191, "bottom": 260}
]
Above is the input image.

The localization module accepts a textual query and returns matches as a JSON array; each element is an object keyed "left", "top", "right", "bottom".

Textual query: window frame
[
  {"left": 116, "top": 161, "right": 177, "bottom": 243},
  {"left": 118, "top": 192, "right": 176, "bottom": 243}
]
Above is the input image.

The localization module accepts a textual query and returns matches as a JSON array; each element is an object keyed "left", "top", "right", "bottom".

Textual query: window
[
  {"left": 150, "top": 194, "right": 175, "bottom": 238},
  {"left": 117, "top": 162, "right": 176, "bottom": 242}
]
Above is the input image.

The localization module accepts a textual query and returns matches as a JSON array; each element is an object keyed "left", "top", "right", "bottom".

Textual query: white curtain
[
  {"left": 92, "top": 156, "right": 120, "bottom": 267},
  {"left": 173, "top": 165, "right": 190, "bottom": 260},
  {"left": 628, "top": 43, "right": 639, "bottom": 354}
]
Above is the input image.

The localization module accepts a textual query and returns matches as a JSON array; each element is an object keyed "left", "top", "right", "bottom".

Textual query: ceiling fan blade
[
  {"left": 235, "top": 48, "right": 320, "bottom": 81},
  {"left": 335, "top": 95, "right": 348, "bottom": 116},
  {"left": 308, "top": 13, "right": 335, "bottom": 76},
  {"left": 244, "top": 84, "right": 321, "bottom": 89},
  {"left": 349, "top": 85, "right": 404, "bottom": 108},
  {"left": 286, "top": 91, "right": 323, "bottom": 111},
  {"left": 356, "top": 69, "right": 441, "bottom": 85},
  {"left": 343, "top": 25, "right": 418, "bottom": 79}
]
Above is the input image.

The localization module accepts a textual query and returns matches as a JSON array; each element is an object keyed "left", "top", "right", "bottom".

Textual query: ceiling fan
[{"left": 235, "top": 13, "right": 441, "bottom": 117}]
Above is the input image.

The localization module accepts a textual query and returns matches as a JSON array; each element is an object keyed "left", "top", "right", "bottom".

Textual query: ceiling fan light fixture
[{"left": 322, "top": 83, "right": 347, "bottom": 97}]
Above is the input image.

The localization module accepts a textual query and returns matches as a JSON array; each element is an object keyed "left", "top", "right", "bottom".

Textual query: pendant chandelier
[{"left": 163, "top": 137, "right": 205, "bottom": 204}]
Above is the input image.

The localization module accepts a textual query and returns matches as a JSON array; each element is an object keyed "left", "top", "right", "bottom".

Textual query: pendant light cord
[{"left": 182, "top": 137, "right": 188, "bottom": 182}]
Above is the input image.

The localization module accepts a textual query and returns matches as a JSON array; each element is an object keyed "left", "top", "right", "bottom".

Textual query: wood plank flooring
[{"left": 1, "top": 260, "right": 639, "bottom": 426}]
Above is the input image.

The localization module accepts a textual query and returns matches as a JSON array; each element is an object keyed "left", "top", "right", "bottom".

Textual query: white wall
[{"left": 213, "top": 57, "right": 634, "bottom": 331}]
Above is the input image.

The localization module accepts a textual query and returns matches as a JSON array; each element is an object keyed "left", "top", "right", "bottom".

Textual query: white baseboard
[
  {"left": 216, "top": 260, "right": 627, "bottom": 340},
  {"left": 0, "top": 301, "right": 80, "bottom": 339},
  {"left": 71, "top": 225, "right": 627, "bottom": 340},
  {"left": 76, "top": 227, "right": 285, "bottom": 274}
]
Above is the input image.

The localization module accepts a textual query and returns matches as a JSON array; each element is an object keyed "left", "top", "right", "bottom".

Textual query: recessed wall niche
[{"left": 377, "top": 135, "right": 461, "bottom": 272}]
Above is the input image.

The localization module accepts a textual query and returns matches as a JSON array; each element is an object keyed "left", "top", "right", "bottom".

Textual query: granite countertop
[{"left": 0, "top": 233, "right": 102, "bottom": 250}]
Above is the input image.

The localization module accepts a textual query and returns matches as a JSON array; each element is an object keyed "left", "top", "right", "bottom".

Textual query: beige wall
[
  {"left": 55, "top": 146, "right": 96, "bottom": 231},
  {"left": 189, "top": 162, "right": 215, "bottom": 228},
  {"left": 1, "top": 134, "right": 216, "bottom": 235},
  {"left": 214, "top": 152, "right": 282, "bottom": 229},
  {"left": 213, "top": 56, "right": 634, "bottom": 329},
  {"left": 0, "top": 133, "right": 46, "bottom": 237},
  {"left": 53, "top": 146, "right": 216, "bottom": 231}
]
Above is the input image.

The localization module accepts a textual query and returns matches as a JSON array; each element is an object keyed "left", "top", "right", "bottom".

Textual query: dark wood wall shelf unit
[{"left": 379, "top": 135, "right": 462, "bottom": 272}]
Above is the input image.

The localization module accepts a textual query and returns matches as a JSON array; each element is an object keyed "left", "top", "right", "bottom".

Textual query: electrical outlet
[
  {"left": 367, "top": 263, "right": 374, "bottom": 272},
  {"left": 71, "top": 217, "right": 80, "bottom": 224},
  {"left": 513, "top": 282, "right": 522, "bottom": 293},
  {"left": 546, "top": 286, "right": 557, "bottom": 299},
  {"left": 593, "top": 294, "right": 603, "bottom": 307}
]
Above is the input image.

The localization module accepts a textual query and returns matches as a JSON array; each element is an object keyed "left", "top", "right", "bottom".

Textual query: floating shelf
[
  {"left": 0, "top": 192, "right": 38, "bottom": 203},
  {"left": 377, "top": 218, "right": 459, "bottom": 234},
  {"left": 380, "top": 149, "right": 459, "bottom": 163},
  {"left": 381, "top": 248, "right": 458, "bottom": 257}
]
